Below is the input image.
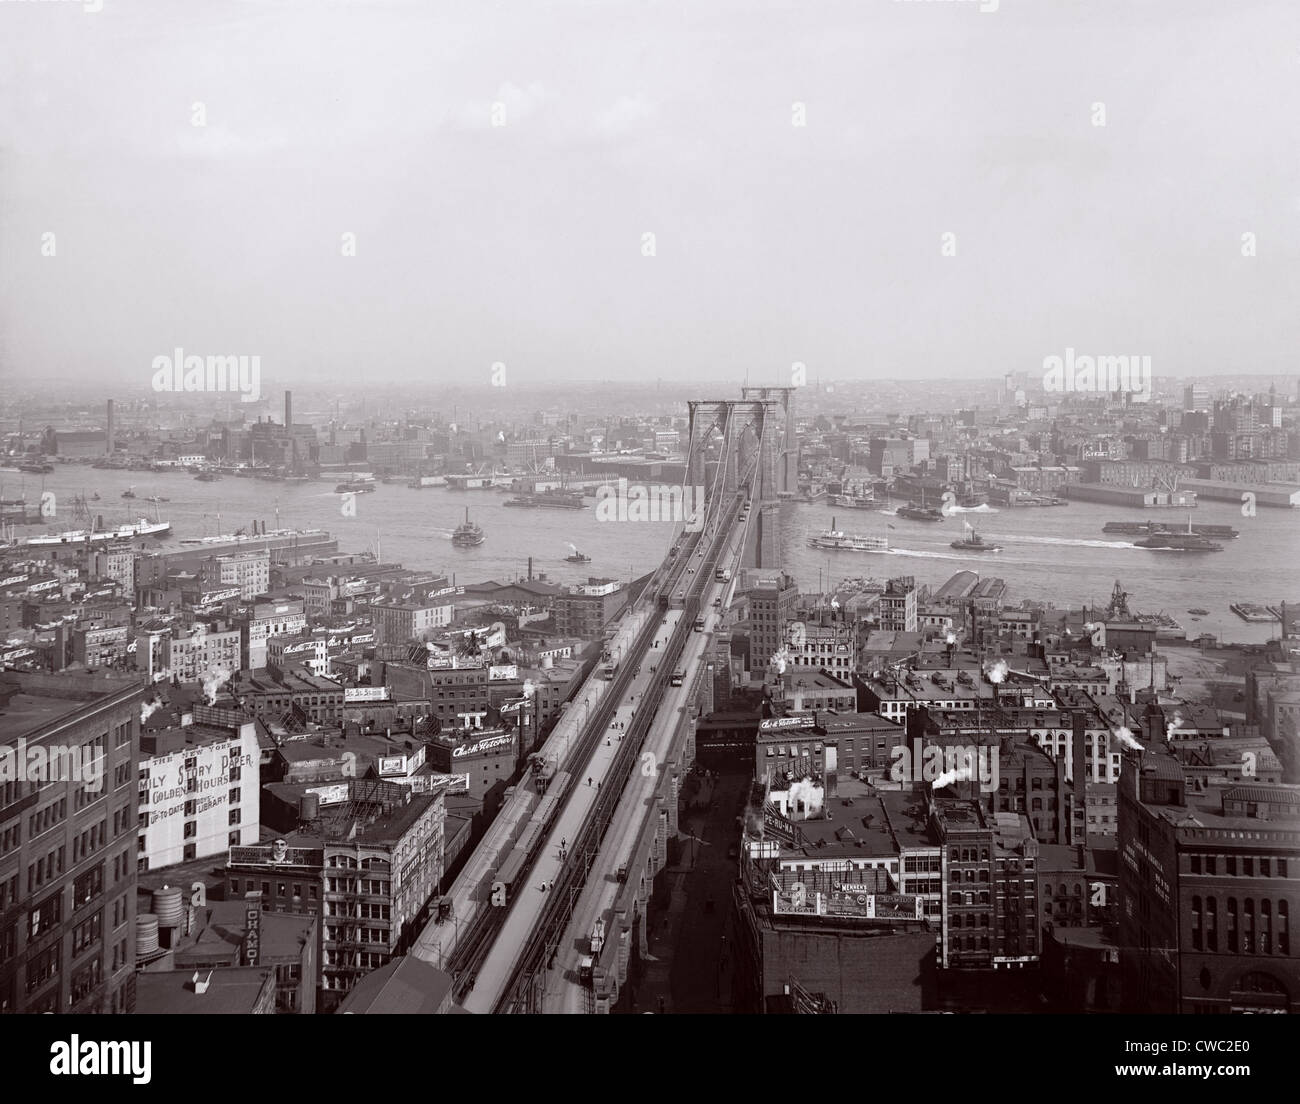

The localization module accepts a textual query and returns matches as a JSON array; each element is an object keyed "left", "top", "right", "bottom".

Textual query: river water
[{"left": 7, "top": 466, "right": 1296, "bottom": 645}]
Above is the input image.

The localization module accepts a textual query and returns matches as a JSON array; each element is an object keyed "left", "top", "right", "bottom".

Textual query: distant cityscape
[{"left": 0, "top": 373, "right": 1297, "bottom": 1015}]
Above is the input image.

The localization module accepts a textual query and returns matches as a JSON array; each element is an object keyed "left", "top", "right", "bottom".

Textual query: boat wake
[
  {"left": 946, "top": 504, "right": 999, "bottom": 514},
  {"left": 986, "top": 534, "right": 1134, "bottom": 550}
]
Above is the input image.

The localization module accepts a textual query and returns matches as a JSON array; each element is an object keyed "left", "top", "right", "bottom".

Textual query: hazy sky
[{"left": 2, "top": 0, "right": 1297, "bottom": 395}]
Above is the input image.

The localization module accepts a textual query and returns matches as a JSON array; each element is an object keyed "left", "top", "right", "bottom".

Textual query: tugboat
[
  {"left": 121, "top": 486, "right": 136, "bottom": 499},
  {"left": 950, "top": 524, "right": 1002, "bottom": 553},
  {"left": 565, "top": 546, "right": 592, "bottom": 563},
  {"left": 452, "top": 507, "right": 484, "bottom": 547}
]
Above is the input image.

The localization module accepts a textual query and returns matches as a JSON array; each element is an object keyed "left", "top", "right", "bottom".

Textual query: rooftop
[
  {"left": 337, "top": 956, "right": 456, "bottom": 1014},
  {"left": 133, "top": 966, "right": 275, "bottom": 1015}
]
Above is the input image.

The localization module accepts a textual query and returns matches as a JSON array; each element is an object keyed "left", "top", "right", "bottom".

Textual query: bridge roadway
[
  {"left": 460, "top": 490, "right": 752, "bottom": 1012},
  {"left": 459, "top": 605, "right": 692, "bottom": 1012},
  {"left": 410, "top": 439, "right": 759, "bottom": 1006},
  {"left": 541, "top": 519, "right": 748, "bottom": 1012},
  {"left": 409, "top": 586, "right": 670, "bottom": 972}
]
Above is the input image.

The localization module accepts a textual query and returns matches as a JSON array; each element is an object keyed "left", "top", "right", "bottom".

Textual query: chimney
[
  {"left": 284, "top": 389, "right": 292, "bottom": 430},
  {"left": 191, "top": 970, "right": 213, "bottom": 995}
]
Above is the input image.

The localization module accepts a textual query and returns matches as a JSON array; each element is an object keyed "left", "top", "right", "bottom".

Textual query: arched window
[
  {"left": 1192, "top": 896, "right": 1203, "bottom": 951},
  {"left": 1045, "top": 883, "right": 1053, "bottom": 897},
  {"left": 1279, "top": 901, "right": 1290, "bottom": 955},
  {"left": 1227, "top": 897, "right": 1238, "bottom": 954},
  {"left": 1243, "top": 899, "right": 1255, "bottom": 955},
  {"left": 1261, "top": 900, "right": 1272, "bottom": 955},
  {"left": 965, "top": 892, "right": 974, "bottom": 906},
  {"left": 979, "top": 891, "right": 990, "bottom": 904},
  {"left": 1207, "top": 897, "right": 1218, "bottom": 952}
]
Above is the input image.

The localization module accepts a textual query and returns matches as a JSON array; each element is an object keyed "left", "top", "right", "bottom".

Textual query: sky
[{"left": 1, "top": 0, "right": 1298, "bottom": 396}]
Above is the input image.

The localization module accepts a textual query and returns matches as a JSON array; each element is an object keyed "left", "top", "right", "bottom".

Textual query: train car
[
  {"left": 530, "top": 792, "right": 561, "bottom": 835},
  {"left": 494, "top": 845, "right": 531, "bottom": 900},
  {"left": 529, "top": 752, "right": 558, "bottom": 794}
]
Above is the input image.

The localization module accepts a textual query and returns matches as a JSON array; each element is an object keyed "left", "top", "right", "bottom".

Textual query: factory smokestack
[
  {"left": 105, "top": 399, "right": 114, "bottom": 455},
  {"left": 284, "top": 389, "right": 292, "bottom": 430}
]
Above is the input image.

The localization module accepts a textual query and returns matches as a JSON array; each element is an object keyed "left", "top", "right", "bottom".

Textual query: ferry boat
[
  {"left": 896, "top": 503, "right": 944, "bottom": 521},
  {"left": 23, "top": 518, "right": 171, "bottom": 546},
  {"left": 1104, "top": 519, "right": 1239, "bottom": 538},
  {"left": 950, "top": 524, "right": 1001, "bottom": 553},
  {"left": 565, "top": 548, "right": 592, "bottom": 563},
  {"left": 335, "top": 478, "right": 376, "bottom": 494},
  {"left": 895, "top": 488, "right": 945, "bottom": 521},
  {"left": 828, "top": 494, "right": 877, "bottom": 510},
  {"left": 177, "top": 526, "right": 326, "bottom": 547},
  {"left": 1133, "top": 518, "right": 1222, "bottom": 552},
  {"left": 452, "top": 508, "right": 485, "bottom": 547},
  {"left": 808, "top": 519, "right": 889, "bottom": 552}
]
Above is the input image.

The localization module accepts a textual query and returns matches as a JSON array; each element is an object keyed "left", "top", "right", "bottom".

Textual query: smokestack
[
  {"left": 105, "top": 399, "right": 114, "bottom": 455},
  {"left": 284, "top": 389, "right": 292, "bottom": 429}
]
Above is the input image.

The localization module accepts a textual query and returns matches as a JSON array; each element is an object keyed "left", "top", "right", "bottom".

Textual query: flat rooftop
[{"left": 134, "top": 966, "right": 275, "bottom": 1015}]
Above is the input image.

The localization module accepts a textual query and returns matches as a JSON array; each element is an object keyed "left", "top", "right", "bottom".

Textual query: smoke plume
[{"left": 1113, "top": 725, "right": 1144, "bottom": 752}]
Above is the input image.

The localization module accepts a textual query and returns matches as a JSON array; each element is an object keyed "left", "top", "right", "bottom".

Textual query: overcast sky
[{"left": 1, "top": 0, "right": 1297, "bottom": 395}]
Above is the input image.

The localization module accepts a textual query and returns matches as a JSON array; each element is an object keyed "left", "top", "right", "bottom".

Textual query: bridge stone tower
[
  {"left": 740, "top": 385, "right": 798, "bottom": 496},
  {"left": 686, "top": 396, "right": 782, "bottom": 569}
]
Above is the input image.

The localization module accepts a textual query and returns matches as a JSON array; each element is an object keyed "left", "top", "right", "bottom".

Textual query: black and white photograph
[{"left": 0, "top": 0, "right": 1297, "bottom": 1075}]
